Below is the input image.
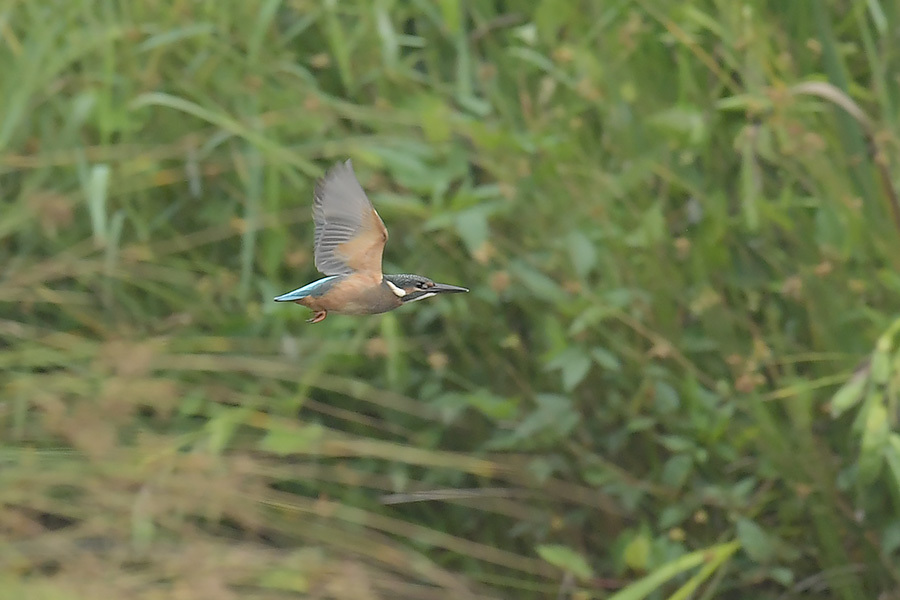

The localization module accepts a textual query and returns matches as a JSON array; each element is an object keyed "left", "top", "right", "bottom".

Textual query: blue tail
[{"left": 274, "top": 276, "right": 341, "bottom": 302}]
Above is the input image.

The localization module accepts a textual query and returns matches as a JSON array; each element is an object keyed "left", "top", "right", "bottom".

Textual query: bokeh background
[{"left": 3, "top": 1, "right": 900, "bottom": 598}]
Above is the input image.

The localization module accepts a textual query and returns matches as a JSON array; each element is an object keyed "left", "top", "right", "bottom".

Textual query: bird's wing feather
[{"left": 312, "top": 160, "right": 388, "bottom": 276}]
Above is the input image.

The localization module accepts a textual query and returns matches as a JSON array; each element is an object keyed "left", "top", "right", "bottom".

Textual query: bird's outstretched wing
[{"left": 312, "top": 160, "right": 388, "bottom": 276}]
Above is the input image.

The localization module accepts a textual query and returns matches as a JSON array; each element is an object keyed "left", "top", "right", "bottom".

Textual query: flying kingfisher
[{"left": 274, "top": 160, "right": 468, "bottom": 323}]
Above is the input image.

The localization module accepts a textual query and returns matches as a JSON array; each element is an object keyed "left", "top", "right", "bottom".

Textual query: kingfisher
[{"left": 274, "top": 160, "right": 468, "bottom": 323}]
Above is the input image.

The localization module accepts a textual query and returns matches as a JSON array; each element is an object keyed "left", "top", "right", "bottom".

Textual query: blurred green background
[{"left": 3, "top": 1, "right": 900, "bottom": 598}]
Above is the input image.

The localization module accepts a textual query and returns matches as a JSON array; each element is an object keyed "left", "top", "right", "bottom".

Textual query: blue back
[{"left": 273, "top": 275, "right": 343, "bottom": 302}]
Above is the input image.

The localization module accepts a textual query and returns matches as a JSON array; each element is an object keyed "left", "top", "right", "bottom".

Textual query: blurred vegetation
[{"left": 2, "top": 0, "right": 900, "bottom": 598}]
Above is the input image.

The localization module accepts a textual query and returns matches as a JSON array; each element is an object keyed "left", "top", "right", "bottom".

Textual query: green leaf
[
  {"left": 436, "top": 0, "right": 462, "bottom": 35},
  {"left": 536, "top": 544, "right": 594, "bottom": 581},
  {"left": 562, "top": 353, "right": 591, "bottom": 391},
  {"left": 460, "top": 390, "right": 519, "bottom": 420},
  {"left": 259, "top": 568, "right": 310, "bottom": 593},
  {"left": 489, "top": 394, "right": 579, "bottom": 449},
  {"left": 658, "top": 505, "right": 690, "bottom": 529},
  {"left": 419, "top": 96, "right": 452, "bottom": 143},
  {"left": 623, "top": 532, "right": 651, "bottom": 571},
  {"left": 715, "top": 93, "right": 772, "bottom": 113},
  {"left": 871, "top": 348, "right": 891, "bottom": 385},
  {"left": 591, "top": 347, "right": 622, "bottom": 371},
  {"left": 567, "top": 231, "right": 597, "bottom": 278},
  {"left": 206, "top": 407, "right": 252, "bottom": 454},
  {"left": 546, "top": 347, "right": 592, "bottom": 390},
  {"left": 371, "top": 146, "right": 433, "bottom": 190},
  {"left": 739, "top": 127, "right": 761, "bottom": 232},
  {"left": 609, "top": 542, "right": 740, "bottom": 600},
  {"left": 858, "top": 400, "right": 889, "bottom": 485},
  {"left": 570, "top": 307, "right": 614, "bottom": 335},
  {"left": 373, "top": 0, "right": 399, "bottom": 70},
  {"left": 510, "top": 261, "right": 561, "bottom": 303},
  {"left": 668, "top": 538, "right": 743, "bottom": 600},
  {"left": 85, "top": 163, "right": 110, "bottom": 247},
  {"left": 830, "top": 369, "right": 868, "bottom": 417},
  {"left": 647, "top": 105, "right": 707, "bottom": 146},
  {"left": 625, "top": 204, "right": 666, "bottom": 247},
  {"left": 455, "top": 208, "right": 490, "bottom": 255},
  {"left": 661, "top": 454, "right": 693, "bottom": 489},
  {"left": 260, "top": 423, "right": 325, "bottom": 456},
  {"left": 882, "top": 520, "right": 900, "bottom": 555},
  {"left": 736, "top": 518, "right": 775, "bottom": 563},
  {"left": 885, "top": 434, "right": 900, "bottom": 500},
  {"left": 653, "top": 380, "right": 680, "bottom": 414}
]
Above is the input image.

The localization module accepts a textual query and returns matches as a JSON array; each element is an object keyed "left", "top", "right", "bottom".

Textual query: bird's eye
[{"left": 417, "top": 282, "right": 428, "bottom": 289}]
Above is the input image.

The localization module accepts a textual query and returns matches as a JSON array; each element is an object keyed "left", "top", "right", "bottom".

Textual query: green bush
[{"left": 2, "top": 1, "right": 899, "bottom": 598}]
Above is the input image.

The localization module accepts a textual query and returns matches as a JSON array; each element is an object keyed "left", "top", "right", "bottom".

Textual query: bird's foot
[{"left": 307, "top": 310, "right": 327, "bottom": 324}]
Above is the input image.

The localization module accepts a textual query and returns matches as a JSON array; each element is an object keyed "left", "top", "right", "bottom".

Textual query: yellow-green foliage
[{"left": 2, "top": 1, "right": 900, "bottom": 598}]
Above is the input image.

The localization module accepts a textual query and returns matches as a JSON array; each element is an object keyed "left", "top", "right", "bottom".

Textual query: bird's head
[{"left": 383, "top": 274, "right": 468, "bottom": 303}]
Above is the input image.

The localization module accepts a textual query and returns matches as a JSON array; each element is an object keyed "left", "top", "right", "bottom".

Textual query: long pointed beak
[{"left": 432, "top": 282, "right": 468, "bottom": 294}]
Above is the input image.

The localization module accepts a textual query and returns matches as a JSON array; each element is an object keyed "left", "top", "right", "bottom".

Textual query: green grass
[{"left": 2, "top": 0, "right": 900, "bottom": 598}]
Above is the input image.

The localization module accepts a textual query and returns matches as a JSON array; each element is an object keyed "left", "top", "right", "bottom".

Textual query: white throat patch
[{"left": 386, "top": 279, "right": 407, "bottom": 297}]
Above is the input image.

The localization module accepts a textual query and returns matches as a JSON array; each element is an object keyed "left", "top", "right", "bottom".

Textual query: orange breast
[{"left": 302, "top": 274, "right": 399, "bottom": 315}]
